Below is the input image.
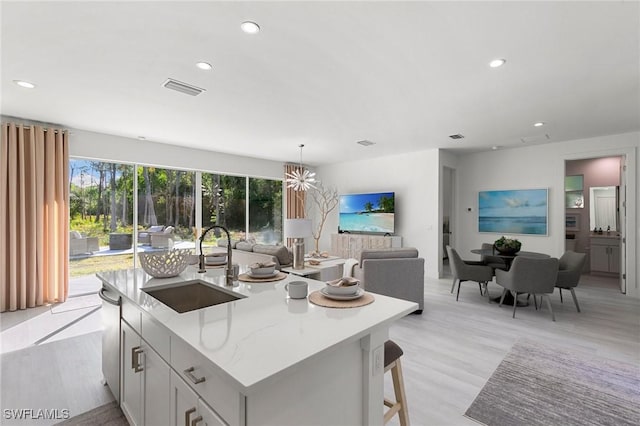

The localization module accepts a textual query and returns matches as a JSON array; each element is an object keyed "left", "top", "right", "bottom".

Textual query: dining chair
[
  {"left": 555, "top": 251, "right": 587, "bottom": 312},
  {"left": 446, "top": 246, "right": 493, "bottom": 302},
  {"left": 495, "top": 257, "right": 559, "bottom": 321}
]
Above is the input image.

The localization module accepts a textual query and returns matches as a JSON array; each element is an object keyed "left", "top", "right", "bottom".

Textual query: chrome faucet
[{"left": 198, "top": 225, "right": 234, "bottom": 286}]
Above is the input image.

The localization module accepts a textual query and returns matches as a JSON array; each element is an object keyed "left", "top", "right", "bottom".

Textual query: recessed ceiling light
[
  {"left": 492, "top": 145, "right": 501, "bottom": 150},
  {"left": 14, "top": 80, "right": 36, "bottom": 89},
  {"left": 449, "top": 133, "right": 465, "bottom": 140},
  {"left": 357, "top": 140, "right": 375, "bottom": 146},
  {"left": 196, "top": 62, "right": 212, "bottom": 71},
  {"left": 489, "top": 58, "right": 506, "bottom": 68},
  {"left": 138, "top": 136, "right": 146, "bottom": 140},
  {"left": 241, "top": 21, "right": 260, "bottom": 34},
  {"left": 533, "top": 121, "right": 545, "bottom": 127}
]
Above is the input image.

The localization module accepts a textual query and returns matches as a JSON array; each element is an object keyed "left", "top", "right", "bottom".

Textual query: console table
[{"left": 331, "top": 234, "right": 402, "bottom": 260}]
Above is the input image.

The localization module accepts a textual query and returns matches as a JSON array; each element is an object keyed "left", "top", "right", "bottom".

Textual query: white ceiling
[{"left": 2, "top": 1, "right": 639, "bottom": 166}]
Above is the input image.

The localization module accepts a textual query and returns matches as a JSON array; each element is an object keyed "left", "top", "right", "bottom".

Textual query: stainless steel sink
[{"left": 142, "top": 279, "right": 245, "bottom": 313}]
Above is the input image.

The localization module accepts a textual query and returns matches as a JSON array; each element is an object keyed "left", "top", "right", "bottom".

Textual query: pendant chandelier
[{"left": 285, "top": 144, "right": 316, "bottom": 191}]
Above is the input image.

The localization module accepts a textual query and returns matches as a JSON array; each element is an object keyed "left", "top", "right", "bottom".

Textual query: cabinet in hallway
[{"left": 590, "top": 236, "right": 620, "bottom": 275}]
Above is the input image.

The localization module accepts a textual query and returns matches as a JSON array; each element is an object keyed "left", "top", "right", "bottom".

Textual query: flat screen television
[{"left": 339, "top": 192, "right": 395, "bottom": 234}]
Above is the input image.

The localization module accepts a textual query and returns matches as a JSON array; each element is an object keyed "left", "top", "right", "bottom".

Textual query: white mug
[{"left": 285, "top": 280, "right": 308, "bottom": 299}]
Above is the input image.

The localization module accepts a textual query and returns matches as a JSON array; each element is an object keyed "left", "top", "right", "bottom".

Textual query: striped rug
[{"left": 465, "top": 340, "right": 640, "bottom": 425}]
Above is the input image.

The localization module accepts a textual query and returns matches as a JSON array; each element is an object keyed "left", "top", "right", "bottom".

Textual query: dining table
[
  {"left": 470, "top": 248, "right": 550, "bottom": 268},
  {"left": 470, "top": 248, "right": 551, "bottom": 306}
]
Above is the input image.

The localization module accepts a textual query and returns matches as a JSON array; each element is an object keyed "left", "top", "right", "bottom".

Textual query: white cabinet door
[
  {"left": 122, "top": 319, "right": 171, "bottom": 426},
  {"left": 170, "top": 370, "right": 199, "bottom": 426},
  {"left": 143, "top": 340, "right": 170, "bottom": 426},
  {"left": 609, "top": 245, "right": 621, "bottom": 274},
  {"left": 170, "top": 371, "right": 225, "bottom": 426},
  {"left": 198, "top": 399, "right": 226, "bottom": 426},
  {"left": 590, "top": 244, "right": 610, "bottom": 272},
  {"left": 121, "top": 321, "right": 143, "bottom": 426}
]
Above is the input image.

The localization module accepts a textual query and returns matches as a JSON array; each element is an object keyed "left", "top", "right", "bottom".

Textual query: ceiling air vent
[
  {"left": 449, "top": 133, "right": 465, "bottom": 140},
  {"left": 357, "top": 140, "right": 375, "bottom": 146},
  {"left": 162, "top": 78, "right": 206, "bottom": 96},
  {"left": 520, "top": 134, "right": 551, "bottom": 144}
]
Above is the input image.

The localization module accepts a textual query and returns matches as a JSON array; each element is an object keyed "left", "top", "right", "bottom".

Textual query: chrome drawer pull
[
  {"left": 184, "top": 366, "right": 206, "bottom": 384},
  {"left": 131, "top": 346, "right": 144, "bottom": 373},
  {"left": 185, "top": 407, "right": 196, "bottom": 426}
]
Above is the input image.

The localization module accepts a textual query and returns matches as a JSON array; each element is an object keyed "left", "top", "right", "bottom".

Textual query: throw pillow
[
  {"left": 217, "top": 239, "right": 238, "bottom": 249},
  {"left": 253, "top": 244, "right": 293, "bottom": 266},
  {"left": 236, "top": 241, "right": 255, "bottom": 252}
]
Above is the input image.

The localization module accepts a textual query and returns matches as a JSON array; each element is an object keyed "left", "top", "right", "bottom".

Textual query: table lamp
[{"left": 285, "top": 218, "right": 312, "bottom": 269}]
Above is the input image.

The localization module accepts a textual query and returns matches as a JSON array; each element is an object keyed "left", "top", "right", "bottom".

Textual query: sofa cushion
[
  {"left": 147, "top": 225, "right": 164, "bottom": 233},
  {"left": 217, "top": 239, "right": 238, "bottom": 249},
  {"left": 236, "top": 241, "right": 255, "bottom": 252},
  {"left": 163, "top": 226, "right": 174, "bottom": 234},
  {"left": 70, "top": 230, "right": 82, "bottom": 239},
  {"left": 359, "top": 247, "right": 419, "bottom": 267},
  {"left": 253, "top": 244, "right": 293, "bottom": 266}
]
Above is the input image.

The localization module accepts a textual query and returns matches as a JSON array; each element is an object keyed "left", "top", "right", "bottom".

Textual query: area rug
[
  {"left": 465, "top": 340, "right": 640, "bottom": 426},
  {"left": 55, "top": 402, "right": 127, "bottom": 426}
]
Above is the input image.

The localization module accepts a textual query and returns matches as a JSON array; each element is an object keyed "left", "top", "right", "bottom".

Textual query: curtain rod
[{"left": 1, "top": 123, "right": 66, "bottom": 133}]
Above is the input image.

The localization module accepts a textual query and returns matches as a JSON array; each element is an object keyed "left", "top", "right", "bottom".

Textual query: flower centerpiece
[{"left": 494, "top": 236, "right": 522, "bottom": 255}]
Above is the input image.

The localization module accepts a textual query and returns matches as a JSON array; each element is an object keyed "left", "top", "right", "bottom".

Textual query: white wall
[
  {"left": 63, "top": 124, "right": 640, "bottom": 295},
  {"left": 70, "top": 129, "right": 285, "bottom": 180},
  {"left": 315, "top": 132, "right": 639, "bottom": 294},
  {"left": 316, "top": 149, "right": 441, "bottom": 278},
  {"left": 455, "top": 132, "right": 639, "bottom": 297}
]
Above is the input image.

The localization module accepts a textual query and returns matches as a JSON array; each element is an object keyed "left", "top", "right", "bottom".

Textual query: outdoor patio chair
[{"left": 69, "top": 231, "right": 99, "bottom": 255}]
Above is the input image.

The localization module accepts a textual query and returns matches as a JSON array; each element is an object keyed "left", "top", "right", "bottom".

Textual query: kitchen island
[{"left": 97, "top": 266, "right": 417, "bottom": 426}]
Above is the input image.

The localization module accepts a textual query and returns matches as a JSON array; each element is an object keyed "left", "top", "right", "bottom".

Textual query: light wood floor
[
  {"left": 385, "top": 273, "right": 639, "bottom": 426},
  {"left": 1, "top": 274, "right": 638, "bottom": 426}
]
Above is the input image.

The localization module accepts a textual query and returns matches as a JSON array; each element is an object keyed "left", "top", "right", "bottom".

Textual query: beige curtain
[{"left": 1, "top": 123, "right": 69, "bottom": 312}]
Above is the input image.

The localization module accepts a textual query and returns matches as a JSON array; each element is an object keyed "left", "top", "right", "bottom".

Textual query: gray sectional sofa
[{"left": 212, "top": 240, "right": 293, "bottom": 269}]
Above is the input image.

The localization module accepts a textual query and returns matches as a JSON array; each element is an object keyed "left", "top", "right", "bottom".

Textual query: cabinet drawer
[
  {"left": 171, "top": 338, "right": 244, "bottom": 426},
  {"left": 121, "top": 298, "right": 141, "bottom": 333},
  {"left": 141, "top": 310, "right": 170, "bottom": 362}
]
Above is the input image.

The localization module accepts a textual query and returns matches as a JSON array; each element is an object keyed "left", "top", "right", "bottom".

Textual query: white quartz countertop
[{"left": 97, "top": 266, "right": 417, "bottom": 394}]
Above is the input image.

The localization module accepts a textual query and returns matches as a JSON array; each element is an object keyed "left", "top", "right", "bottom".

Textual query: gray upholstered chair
[
  {"left": 495, "top": 257, "right": 559, "bottom": 321},
  {"left": 446, "top": 246, "right": 493, "bottom": 302},
  {"left": 353, "top": 248, "right": 424, "bottom": 314},
  {"left": 481, "top": 242, "right": 508, "bottom": 271},
  {"left": 555, "top": 251, "right": 587, "bottom": 312}
]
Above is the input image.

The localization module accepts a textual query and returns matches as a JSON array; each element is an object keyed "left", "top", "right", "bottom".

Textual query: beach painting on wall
[{"left": 478, "top": 188, "right": 548, "bottom": 235}]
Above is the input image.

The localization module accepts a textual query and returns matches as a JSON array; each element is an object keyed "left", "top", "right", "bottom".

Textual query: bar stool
[{"left": 384, "top": 340, "right": 410, "bottom": 426}]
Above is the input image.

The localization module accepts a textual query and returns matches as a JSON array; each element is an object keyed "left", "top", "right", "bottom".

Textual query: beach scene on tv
[
  {"left": 339, "top": 192, "right": 395, "bottom": 233},
  {"left": 478, "top": 189, "right": 548, "bottom": 235}
]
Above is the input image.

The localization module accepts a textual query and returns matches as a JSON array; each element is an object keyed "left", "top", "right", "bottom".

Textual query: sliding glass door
[{"left": 69, "top": 159, "right": 284, "bottom": 290}]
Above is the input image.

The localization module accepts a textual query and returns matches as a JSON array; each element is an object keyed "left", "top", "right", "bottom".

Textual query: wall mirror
[{"left": 589, "top": 186, "right": 619, "bottom": 231}]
